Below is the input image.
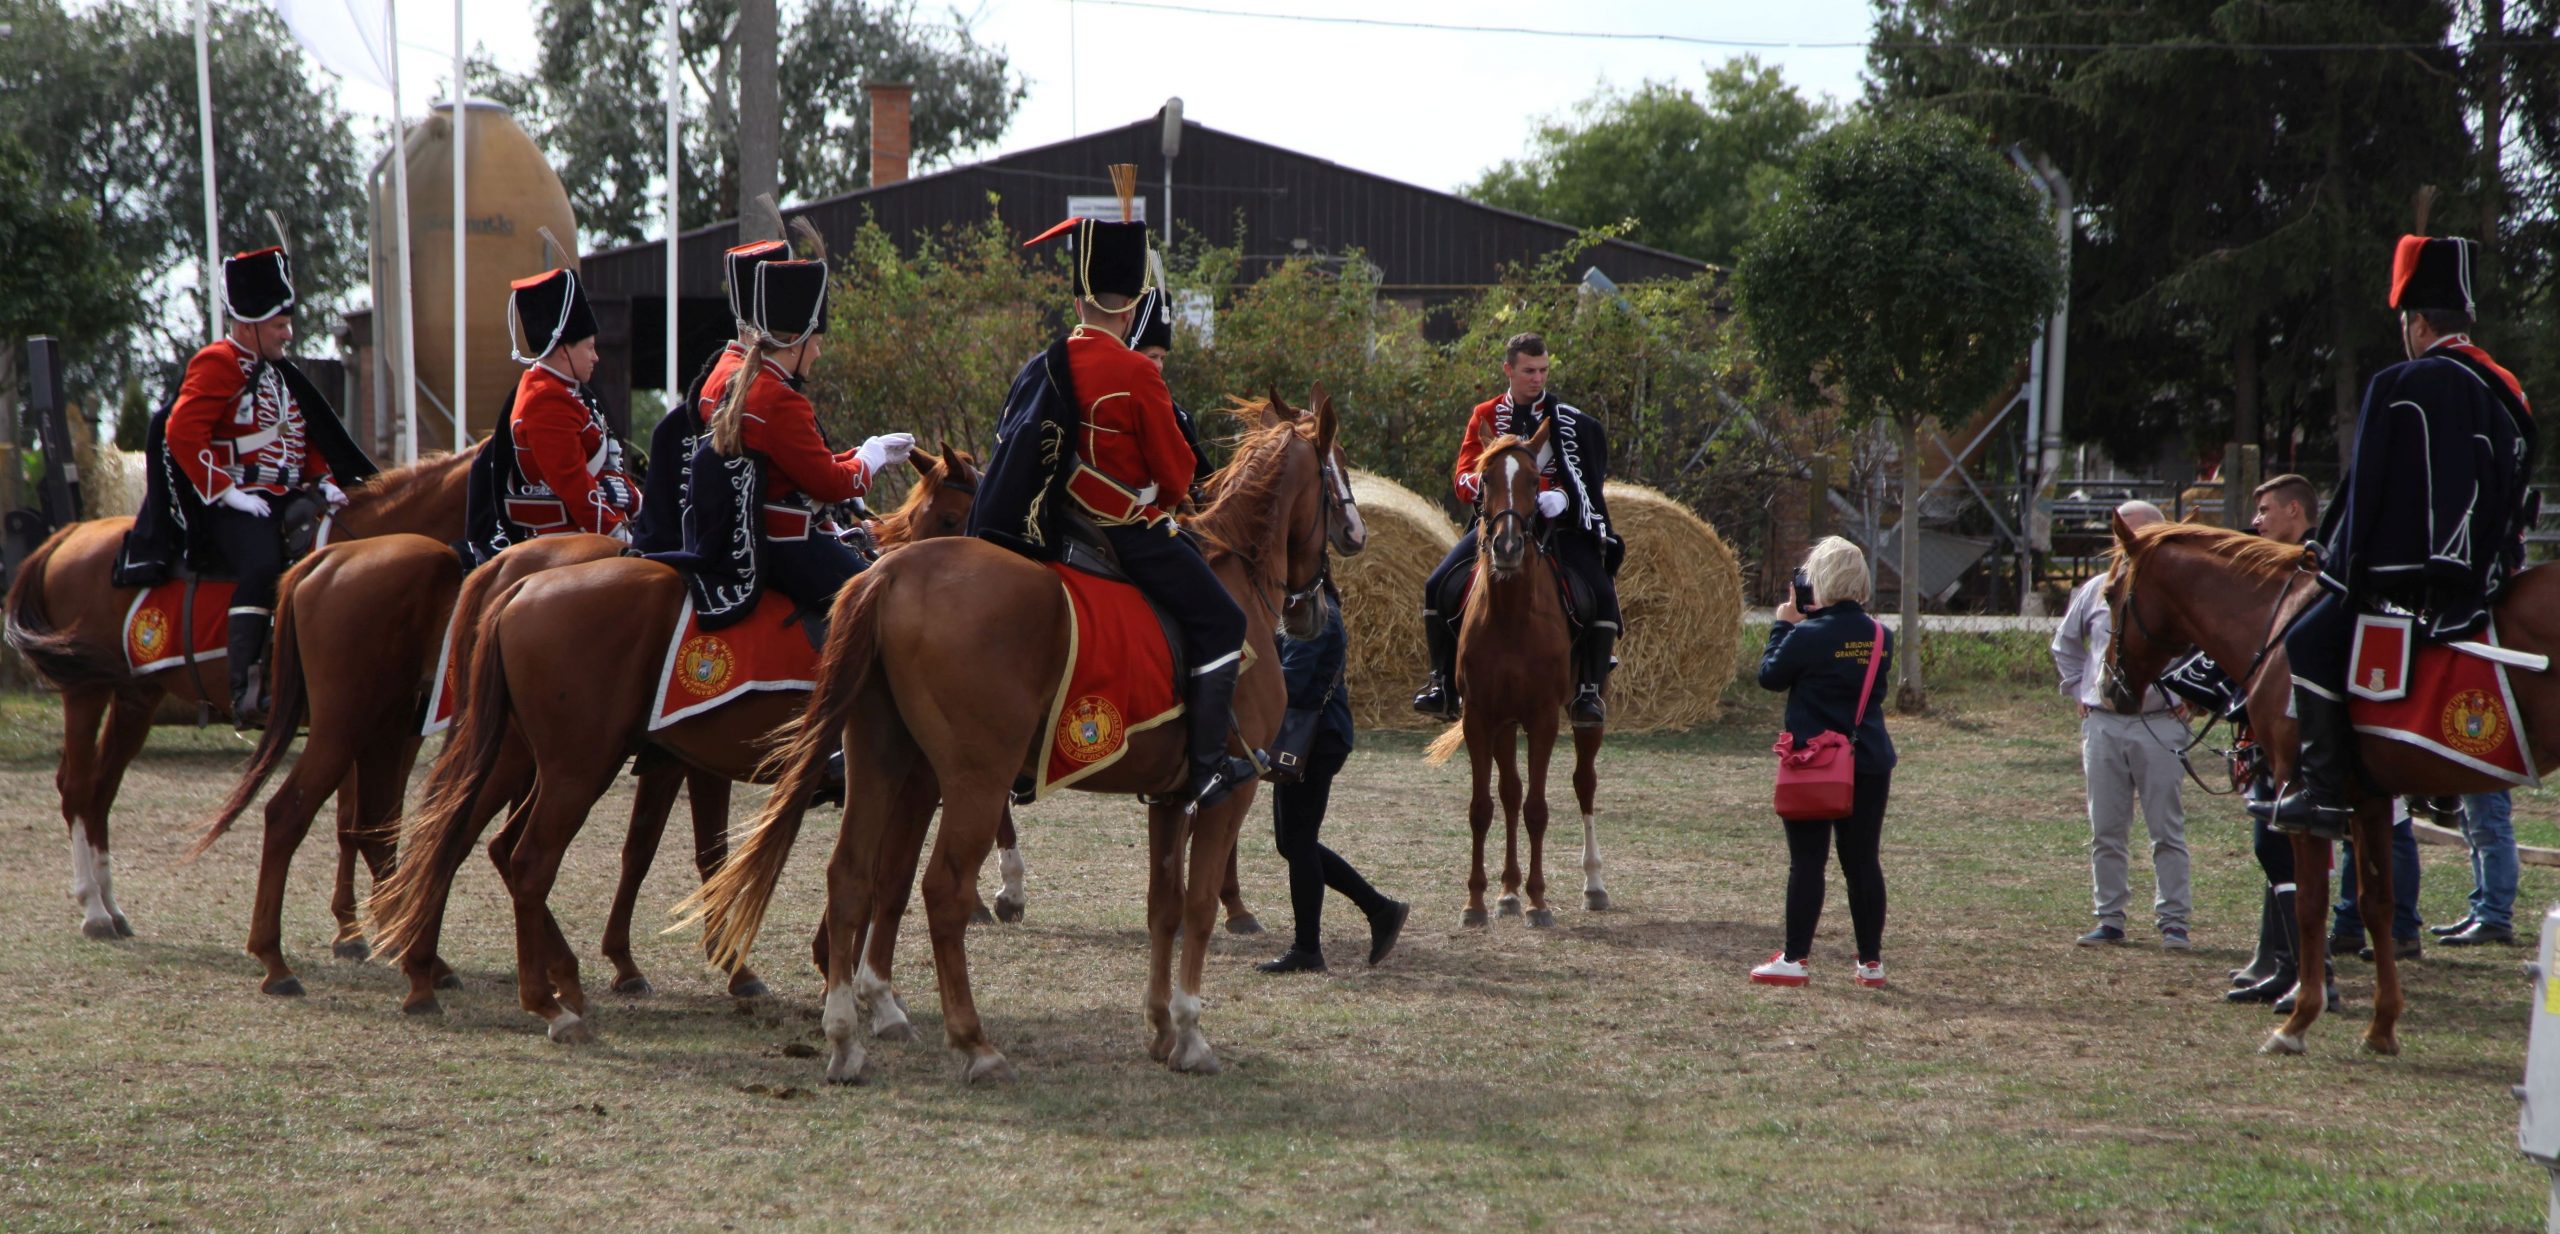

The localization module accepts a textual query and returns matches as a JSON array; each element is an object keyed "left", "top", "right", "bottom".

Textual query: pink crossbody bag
[{"left": 1772, "top": 618, "right": 1883, "bottom": 821}]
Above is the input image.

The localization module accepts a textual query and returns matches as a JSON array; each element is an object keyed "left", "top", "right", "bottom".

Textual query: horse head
[
  {"left": 2101, "top": 511, "right": 2186, "bottom": 715},
  {"left": 1275, "top": 388, "right": 1338, "bottom": 641},
  {"left": 1476, "top": 418, "right": 1550, "bottom": 580},
  {"left": 1308, "top": 383, "right": 1367, "bottom": 559}
]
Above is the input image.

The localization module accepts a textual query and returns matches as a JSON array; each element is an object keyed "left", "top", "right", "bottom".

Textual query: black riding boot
[
  {"left": 2254, "top": 685, "right": 2354, "bottom": 840},
  {"left": 1185, "top": 661, "right": 1262, "bottom": 813},
  {"left": 2227, "top": 887, "right": 2299, "bottom": 1004},
  {"left": 1412, "top": 616, "right": 1460, "bottom": 720},
  {"left": 2229, "top": 885, "right": 2283, "bottom": 988},
  {"left": 1570, "top": 626, "right": 1615, "bottom": 729},
  {"left": 2265, "top": 887, "right": 2340, "bottom": 1013},
  {"left": 226, "top": 611, "right": 272, "bottom": 730}
]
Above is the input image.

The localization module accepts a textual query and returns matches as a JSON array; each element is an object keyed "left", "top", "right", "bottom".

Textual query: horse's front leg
[
  {"left": 1522, "top": 715, "right": 1557, "bottom": 928},
  {"left": 2267, "top": 831, "right": 2335, "bottom": 1055},
  {"left": 1495, "top": 721, "right": 1525, "bottom": 919},
  {"left": 1463, "top": 719, "right": 1494, "bottom": 927}
]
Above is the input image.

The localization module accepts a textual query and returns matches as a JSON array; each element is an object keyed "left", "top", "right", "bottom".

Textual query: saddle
[{"left": 1433, "top": 536, "right": 1595, "bottom": 635}]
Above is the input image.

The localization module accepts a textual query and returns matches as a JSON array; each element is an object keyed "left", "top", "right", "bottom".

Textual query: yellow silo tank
[{"left": 371, "top": 100, "right": 580, "bottom": 452}]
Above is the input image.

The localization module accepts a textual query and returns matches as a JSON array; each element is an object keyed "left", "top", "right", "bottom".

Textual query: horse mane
[
  {"left": 339, "top": 444, "right": 476, "bottom": 517},
  {"left": 2115, "top": 521, "right": 2311, "bottom": 587},
  {"left": 1189, "top": 400, "right": 1312, "bottom": 561},
  {"left": 1475, "top": 433, "right": 1534, "bottom": 481}
]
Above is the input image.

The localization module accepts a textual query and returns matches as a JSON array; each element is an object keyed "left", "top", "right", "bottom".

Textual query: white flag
[{"left": 267, "top": 0, "right": 395, "bottom": 93}]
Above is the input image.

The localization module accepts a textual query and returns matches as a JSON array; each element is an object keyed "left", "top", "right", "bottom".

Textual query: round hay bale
[
  {"left": 1335, "top": 469, "right": 1459, "bottom": 731},
  {"left": 1608, "top": 483, "right": 1743, "bottom": 731}
]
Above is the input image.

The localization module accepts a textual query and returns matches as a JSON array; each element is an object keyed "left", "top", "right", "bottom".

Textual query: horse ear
[
  {"left": 1264, "top": 385, "right": 1290, "bottom": 424},
  {"left": 1306, "top": 380, "right": 1329, "bottom": 420},
  {"left": 1314, "top": 389, "right": 1338, "bottom": 454},
  {"left": 2111, "top": 511, "right": 2141, "bottom": 550},
  {"left": 949, "top": 445, "right": 979, "bottom": 481},
  {"left": 1527, "top": 417, "right": 1553, "bottom": 454},
  {"left": 909, "top": 446, "right": 940, "bottom": 479}
]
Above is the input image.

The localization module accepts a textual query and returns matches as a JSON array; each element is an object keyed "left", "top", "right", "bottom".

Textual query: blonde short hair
[{"left": 1803, "top": 535, "right": 1868, "bottom": 607}]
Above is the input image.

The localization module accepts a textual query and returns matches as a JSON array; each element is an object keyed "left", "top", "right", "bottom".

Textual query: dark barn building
[{"left": 345, "top": 108, "right": 1705, "bottom": 443}]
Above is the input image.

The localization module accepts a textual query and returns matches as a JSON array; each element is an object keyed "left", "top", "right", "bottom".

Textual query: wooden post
[{"left": 2223, "top": 442, "right": 2262, "bottom": 531}]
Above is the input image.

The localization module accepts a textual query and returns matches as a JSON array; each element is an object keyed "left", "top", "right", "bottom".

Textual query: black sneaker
[
  {"left": 2441, "top": 921, "right": 2517, "bottom": 947},
  {"left": 2076, "top": 925, "right": 2126, "bottom": 947},
  {"left": 1256, "top": 948, "right": 1327, "bottom": 974},
  {"left": 1367, "top": 899, "right": 1410, "bottom": 967},
  {"left": 2431, "top": 916, "right": 2480, "bottom": 939}
]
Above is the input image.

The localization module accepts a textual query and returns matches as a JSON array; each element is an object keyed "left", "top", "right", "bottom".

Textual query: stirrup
[
  {"left": 1569, "top": 686, "right": 1606, "bottom": 729},
  {"left": 808, "top": 749, "right": 846, "bottom": 809},
  {"left": 1186, "top": 753, "right": 1266, "bottom": 816},
  {"left": 230, "top": 680, "right": 268, "bottom": 731}
]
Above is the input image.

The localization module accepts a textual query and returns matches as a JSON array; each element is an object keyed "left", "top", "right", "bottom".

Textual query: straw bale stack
[
  {"left": 1335, "top": 469, "right": 1459, "bottom": 731},
  {"left": 1607, "top": 484, "right": 1744, "bottom": 731}
]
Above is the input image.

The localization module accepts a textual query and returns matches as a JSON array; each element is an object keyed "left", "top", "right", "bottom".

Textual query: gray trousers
[{"left": 2080, "top": 710, "right": 2191, "bottom": 930}]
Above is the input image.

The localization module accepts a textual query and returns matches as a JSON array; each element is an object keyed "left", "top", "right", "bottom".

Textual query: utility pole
[{"left": 737, "top": 0, "right": 780, "bottom": 243}]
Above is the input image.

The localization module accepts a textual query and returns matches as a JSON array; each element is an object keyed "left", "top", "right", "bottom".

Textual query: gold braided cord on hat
[{"left": 1072, "top": 164, "right": 1153, "bottom": 312}]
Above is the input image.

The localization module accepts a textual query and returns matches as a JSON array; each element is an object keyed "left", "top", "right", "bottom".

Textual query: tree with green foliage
[
  {"left": 0, "top": 0, "right": 366, "bottom": 390},
  {"left": 0, "top": 134, "right": 132, "bottom": 468},
  {"left": 1869, "top": 0, "right": 2475, "bottom": 475},
  {"left": 477, "top": 0, "right": 1024, "bottom": 246},
  {"left": 1466, "top": 57, "right": 1837, "bottom": 265},
  {"left": 1737, "top": 110, "right": 2064, "bottom": 708}
]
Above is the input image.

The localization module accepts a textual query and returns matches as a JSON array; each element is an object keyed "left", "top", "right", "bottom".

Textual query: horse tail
[
  {"left": 679, "top": 566, "right": 887, "bottom": 971},
  {"left": 366, "top": 593, "right": 520, "bottom": 962},
  {"left": 4, "top": 524, "right": 119, "bottom": 689},
  {"left": 1423, "top": 720, "right": 1466, "bottom": 766},
  {"left": 185, "top": 554, "right": 323, "bottom": 861}
]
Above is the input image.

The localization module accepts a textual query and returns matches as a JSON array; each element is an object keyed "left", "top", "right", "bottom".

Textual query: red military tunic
[
  {"left": 166, "top": 338, "right": 332, "bottom": 502},
  {"left": 701, "top": 352, "right": 872, "bottom": 537},
  {"left": 1063, "top": 324, "right": 1194, "bottom": 527},
  {"left": 1451, "top": 392, "right": 1558, "bottom": 504},
  {"left": 507, "top": 362, "right": 639, "bottom": 537}
]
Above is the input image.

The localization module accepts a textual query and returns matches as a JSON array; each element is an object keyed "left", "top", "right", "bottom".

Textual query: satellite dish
[{"left": 1161, "top": 98, "right": 1185, "bottom": 159}]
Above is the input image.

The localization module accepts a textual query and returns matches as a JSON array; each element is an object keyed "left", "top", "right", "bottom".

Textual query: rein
[{"left": 2111, "top": 552, "right": 2315, "bottom": 797}]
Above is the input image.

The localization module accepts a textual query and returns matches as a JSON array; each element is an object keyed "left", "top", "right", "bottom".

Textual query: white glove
[
  {"left": 213, "top": 487, "right": 271, "bottom": 517},
  {"left": 608, "top": 522, "right": 635, "bottom": 545},
  {"left": 854, "top": 433, "right": 918, "bottom": 477},
  {"left": 317, "top": 479, "right": 349, "bottom": 510},
  {"left": 1536, "top": 489, "right": 1568, "bottom": 520}
]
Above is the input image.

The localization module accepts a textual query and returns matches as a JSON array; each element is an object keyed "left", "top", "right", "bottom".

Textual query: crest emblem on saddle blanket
[
  {"left": 1058, "top": 695, "right": 1125, "bottom": 765},
  {"left": 2442, "top": 688, "right": 2507, "bottom": 758},
  {"left": 129, "top": 607, "right": 168, "bottom": 661},
  {"left": 677, "top": 634, "right": 737, "bottom": 698}
]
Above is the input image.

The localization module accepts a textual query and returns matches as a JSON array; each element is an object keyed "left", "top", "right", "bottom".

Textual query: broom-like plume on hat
[
  {"left": 1110, "top": 163, "right": 1137, "bottom": 223},
  {"left": 264, "top": 209, "right": 291, "bottom": 256},
  {"left": 2413, "top": 185, "right": 2439, "bottom": 235}
]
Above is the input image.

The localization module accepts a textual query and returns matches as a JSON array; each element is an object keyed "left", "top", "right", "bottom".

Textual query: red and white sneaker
[
  {"left": 1750, "top": 952, "right": 1810, "bottom": 986},
  {"left": 1853, "top": 961, "right": 1887, "bottom": 989}
]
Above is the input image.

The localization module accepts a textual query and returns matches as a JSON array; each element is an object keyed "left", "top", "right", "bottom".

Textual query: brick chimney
[{"left": 866, "top": 82, "right": 913, "bottom": 186}]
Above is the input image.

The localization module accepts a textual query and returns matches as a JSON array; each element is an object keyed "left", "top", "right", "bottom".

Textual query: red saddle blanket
[
  {"left": 123, "top": 580, "right": 234, "bottom": 676},
  {"left": 2348, "top": 618, "right": 2540, "bottom": 786},
  {"left": 1034, "top": 562, "right": 1184, "bottom": 800},
  {"left": 424, "top": 590, "right": 816, "bottom": 735}
]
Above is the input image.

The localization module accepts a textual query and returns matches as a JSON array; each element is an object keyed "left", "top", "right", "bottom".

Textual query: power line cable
[{"left": 1071, "top": 0, "right": 2549, "bottom": 54}]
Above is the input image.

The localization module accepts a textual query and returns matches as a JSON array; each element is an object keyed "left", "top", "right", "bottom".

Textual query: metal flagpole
[
  {"left": 387, "top": 0, "right": 420, "bottom": 464},
  {"left": 664, "top": 0, "right": 680, "bottom": 405},
  {"left": 452, "top": 2, "right": 468, "bottom": 451},
  {"left": 195, "top": 0, "right": 219, "bottom": 343}
]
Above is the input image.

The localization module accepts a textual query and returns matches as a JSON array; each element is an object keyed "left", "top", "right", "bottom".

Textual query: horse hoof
[
  {"left": 80, "top": 918, "right": 121, "bottom": 941},
  {"left": 332, "top": 939, "right": 371, "bottom": 962},
  {"left": 970, "top": 904, "right": 996, "bottom": 925},
  {"left": 730, "top": 977, "right": 772, "bottom": 1000},
  {"left": 434, "top": 972, "right": 465, "bottom": 991},
  {"left": 872, "top": 1018, "right": 917, "bottom": 1044},
  {"left": 1585, "top": 890, "right": 1612, "bottom": 912},
  {"left": 825, "top": 1060, "right": 873, "bottom": 1087},
  {"left": 402, "top": 997, "right": 443, "bottom": 1017},
  {"left": 961, "top": 1052, "right": 1017, "bottom": 1085},
  {"left": 1224, "top": 914, "right": 1265, "bottom": 936},
  {"left": 611, "top": 975, "right": 654, "bottom": 996},
  {"left": 262, "top": 976, "right": 306, "bottom": 998},
  {"left": 2362, "top": 1034, "right": 2402, "bottom": 1057},
  {"left": 1526, "top": 908, "right": 1555, "bottom": 929},
  {"left": 2260, "top": 1031, "right": 2307, "bottom": 1056},
  {"left": 1149, "top": 1027, "right": 1178, "bottom": 1063},
  {"left": 1462, "top": 908, "right": 1489, "bottom": 929},
  {"left": 1170, "top": 1042, "right": 1221, "bottom": 1076},
  {"left": 1496, "top": 896, "right": 1523, "bottom": 919},
  {"left": 995, "top": 898, "right": 1025, "bottom": 924},
  {"left": 547, "top": 1013, "right": 596, "bottom": 1046},
  {"left": 111, "top": 914, "right": 135, "bottom": 938}
]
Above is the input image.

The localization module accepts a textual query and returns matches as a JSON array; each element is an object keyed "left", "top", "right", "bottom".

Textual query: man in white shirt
[{"left": 2052, "top": 500, "right": 2193, "bottom": 949}]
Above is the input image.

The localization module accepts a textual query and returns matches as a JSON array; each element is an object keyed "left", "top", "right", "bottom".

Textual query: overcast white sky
[{"left": 332, "top": 0, "right": 1878, "bottom": 231}]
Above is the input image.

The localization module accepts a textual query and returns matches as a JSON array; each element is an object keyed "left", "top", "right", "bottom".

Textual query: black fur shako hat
[{"left": 223, "top": 246, "right": 295, "bottom": 323}]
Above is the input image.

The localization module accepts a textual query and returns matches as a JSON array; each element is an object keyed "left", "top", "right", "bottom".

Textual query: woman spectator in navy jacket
[{"left": 1753, "top": 536, "right": 1896, "bottom": 989}]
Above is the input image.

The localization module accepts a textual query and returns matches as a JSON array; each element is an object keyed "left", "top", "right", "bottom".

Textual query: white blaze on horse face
[{"left": 1504, "top": 452, "right": 1524, "bottom": 505}]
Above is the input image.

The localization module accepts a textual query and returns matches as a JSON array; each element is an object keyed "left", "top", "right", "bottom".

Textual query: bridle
[
  {"left": 2105, "top": 549, "right": 2313, "bottom": 796},
  {"left": 1474, "top": 442, "right": 1539, "bottom": 576}
]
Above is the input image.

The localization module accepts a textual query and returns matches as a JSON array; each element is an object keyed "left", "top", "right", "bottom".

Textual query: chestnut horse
[
  {"left": 1423, "top": 424, "right": 1608, "bottom": 927},
  {"left": 2101, "top": 517, "right": 2560, "bottom": 1056},
  {"left": 3, "top": 448, "right": 474, "bottom": 941},
  {"left": 682, "top": 396, "right": 1339, "bottom": 1084},
  {"left": 190, "top": 445, "right": 983, "bottom": 1001},
  {"left": 364, "top": 448, "right": 991, "bottom": 1038}
]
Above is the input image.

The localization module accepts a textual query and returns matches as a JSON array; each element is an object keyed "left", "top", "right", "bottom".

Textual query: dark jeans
[
  {"left": 763, "top": 534, "right": 865, "bottom": 618},
  {"left": 199, "top": 505, "right": 285, "bottom": 612},
  {"left": 1782, "top": 770, "right": 1890, "bottom": 963},
  {"left": 1272, "top": 739, "right": 1391, "bottom": 954},
  {"left": 1105, "top": 524, "right": 1245, "bottom": 668},
  {"left": 2334, "top": 816, "right": 2423, "bottom": 941}
]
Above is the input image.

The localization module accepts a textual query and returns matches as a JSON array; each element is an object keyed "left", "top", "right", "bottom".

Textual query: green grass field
[{"left": 0, "top": 671, "right": 2552, "bottom": 1233}]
